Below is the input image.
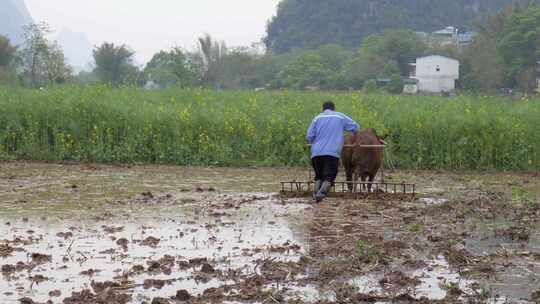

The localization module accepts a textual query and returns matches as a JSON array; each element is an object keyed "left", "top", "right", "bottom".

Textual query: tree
[
  {"left": 313, "top": 44, "right": 353, "bottom": 89},
  {"left": 196, "top": 34, "right": 226, "bottom": 88},
  {"left": 73, "top": 70, "right": 99, "bottom": 85},
  {"left": 19, "top": 22, "right": 72, "bottom": 87},
  {"left": 343, "top": 29, "right": 426, "bottom": 89},
  {"left": 361, "top": 29, "right": 427, "bottom": 76},
  {"left": 20, "top": 22, "right": 50, "bottom": 87},
  {"left": 264, "top": 0, "right": 536, "bottom": 53},
  {"left": 497, "top": 4, "right": 540, "bottom": 92},
  {"left": 93, "top": 42, "right": 138, "bottom": 86},
  {"left": 362, "top": 79, "right": 378, "bottom": 93},
  {"left": 219, "top": 48, "right": 260, "bottom": 89},
  {"left": 0, "top": 35, "right": 16, "bottom": 68},
  {"left": 44, "top": 41, "right": 72, "bottom": 84},
  {"left": 461, "top": 36, "right": 504, "bottom": 92},
  {"left": 144, "top": 47, "right": 199, "bottom": 88},
  {"left": 387, "top": 74, "right": 404, "bottom": 94},
  {"left": 0, "top": 35, "right": 17, "bottom": 83},
  {"left": 458, "top": 4, "right": 539, "bottom": 92},
  {"left": 252, "top": 52, "right": 295, "bottom": 89},
  {"left": 279, "top": 52, "right": 330, "bottom": 89}
]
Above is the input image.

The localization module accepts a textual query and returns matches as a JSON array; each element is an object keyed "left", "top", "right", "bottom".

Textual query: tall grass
[{"left": 0, "top": 85, "right": 538, "bottom": 170}]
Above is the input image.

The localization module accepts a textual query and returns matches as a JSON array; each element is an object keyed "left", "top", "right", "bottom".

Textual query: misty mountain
[
  {"left": 265, "top": 0, "right": 539, "bottom": 53},
  {"left": 57, "top": 28, "right": 93, "bottom": 72},
  {"left": 0, "top": 0, "right": 33, "bottom": 45}
]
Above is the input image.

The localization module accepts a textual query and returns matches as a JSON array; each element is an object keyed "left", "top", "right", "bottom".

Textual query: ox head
[{"left": 366, "top": 128, "right": 387, "bottom": 145}]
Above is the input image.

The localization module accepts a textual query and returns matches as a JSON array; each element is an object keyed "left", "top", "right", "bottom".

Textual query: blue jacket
[{"left": 306, "top": 110, "right": 360, "bottom": 159}]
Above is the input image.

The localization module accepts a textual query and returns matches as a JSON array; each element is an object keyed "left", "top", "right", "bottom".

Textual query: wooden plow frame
[{"left": 280, "top": 181, "right": 416, "bottom": 200}]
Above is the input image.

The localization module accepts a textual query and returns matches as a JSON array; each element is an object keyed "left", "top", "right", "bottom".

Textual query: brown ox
[{"left": 341, "top": 128, "right": 385, "bottom": 192}]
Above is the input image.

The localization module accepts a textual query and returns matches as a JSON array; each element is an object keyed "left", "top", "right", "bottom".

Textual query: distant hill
[
  {"left": 57, "top": 28, "right": 93, "bottom": 72},
  {"left": 265, "top": 0, "right": 538, "bottom": 53},
  {"left": 0, "top": 0, "right": 33, "bottom": 45}
]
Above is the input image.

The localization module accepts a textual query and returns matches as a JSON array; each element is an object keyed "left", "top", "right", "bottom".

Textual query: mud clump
[
  {"left": 141, "top": 236, "right": 160, "bottom": 248},
  {"left": 2, "top": 264, "right": 16, "bottom": 274},
  {"left": 131, "top": 192, "right": 175, "bottom": 204},
  {"left": 379, "top": 271, "right": 420, "bottom": 290},
  {"left": 30, "top": 274, "right": 48, "bottom": 284},
  {"left": 151, "top": 298, "right": 170, "bottom": 304},
  {"left": 200, "top": 263, "right": 215, "bottom": 274},
  {"left": 31, "top": 253, "right": 52, "bottom": 264},
  {"left": 90, "top": 280, "right": 122, "bottom": 293},
  {"left": 531, "top": 289, "right": 540, "bottom": 302},
  {"left": 63, "top": 288, "right": 131, "bottom": 304},
  {"left": 99, "top": 248, "right": 115, "bottom": 254},
  {"left": 446, "top": 245, "right": 472, "bottom": 267},
  {"left": 116, "top": 238, "right": 129, "bottom": 250},
  {"left": 143, "top": 279, "right": 167, "bottom": 289},
  {"left": 141, "top": 191, "right": 154, "bottom": 198},
  {"left": 188, "top": 257, "right": 207, "bottom": 266},
  {"left": 129, "top": 264, "right": 145, "bottom": 275},
  {"left": 19, "top": 298, "right": 37, "bottom": 304},
  {"left": 177, "top": 260, "right": 190, "bottom": 269},
  {"left": 158, "top": 255, "right": 175, "bottom": 266},
  {"left": 0, "top": 243, "right": 15, "bottom": 257},
  {"left": 5, "top": 262, "right": 33, "bottom": 274},
  {"left": 174, "top": 290, "right": 191, "bottom": 301},
  {"left": 80, "top": 269, "right": 101, "bottom": 276},
  {"left": 495, "top": 225, "right": 530, "bottom": 241},
  {"left": 200, "top": 287, "right": 226, "bottom": 300},
  {"left": 195, "top": 186, "right": 216, "bottom": 192},
  {"left": 56, "top": 232, "right": 73, "bottom": 239},
  {"left": 147, "top": 255, "right": 175, "bottom": 274},
  {"left": 102, "top": 225, "right": 124, "bottom": 234}
]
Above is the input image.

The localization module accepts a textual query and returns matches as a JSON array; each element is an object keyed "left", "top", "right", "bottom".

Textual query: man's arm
[
  {"left": 306, "top": 119, "right": 317, "bottom": 143},
  {"left": 343, "top": 114, "right": 360, "bottom": 134}
]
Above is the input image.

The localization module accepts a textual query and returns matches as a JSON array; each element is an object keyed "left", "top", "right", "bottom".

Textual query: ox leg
[
  {"left": 353, "top": 172, "right": 360, "bottom": 193},
  {"left": 346, "top": 167, "right": 353, "bottom": 192},
  {"left": 367, "top": 175, "right": 375, "bottom": 193},
  {"left": 360, "top": 175, "right": 367, "bottom": 192}
]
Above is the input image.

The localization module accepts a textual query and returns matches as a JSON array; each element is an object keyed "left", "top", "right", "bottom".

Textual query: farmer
[{"left": 307, "top": 101, "right": 360, "bottom": 203}]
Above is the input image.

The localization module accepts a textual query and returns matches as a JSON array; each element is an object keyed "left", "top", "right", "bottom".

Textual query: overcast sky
[{"left": 25, "top": 0, "right": 281, "bottom": 64}]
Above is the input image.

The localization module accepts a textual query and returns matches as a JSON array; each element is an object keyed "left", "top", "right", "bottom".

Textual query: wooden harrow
[{"left": 280, "top": 180, "right": 416, "bottom": 200}]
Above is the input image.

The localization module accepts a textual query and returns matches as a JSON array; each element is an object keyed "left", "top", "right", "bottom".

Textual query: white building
[
  {"left": 431, "top": 26, "right": 459, "bottom": 46},
  {"left": 416, "top": 26, "right": 476, "bottom": 49},
  {"left": 409, "top": 55, "right": 459, "bottom": 93}
]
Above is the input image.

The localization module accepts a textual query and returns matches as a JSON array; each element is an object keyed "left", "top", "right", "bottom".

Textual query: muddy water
[
  {"left": 0, "top": 162, "right": 539, "bottom": 303},
  {"left": 464, "top": 216, "right": 540, "bottom": 302},
  {"left": 1, "top": 197, "right": 309, "bottom": 303}
]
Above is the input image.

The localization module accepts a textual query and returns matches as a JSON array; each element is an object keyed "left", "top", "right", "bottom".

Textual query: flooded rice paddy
[{"left": 0, "top": 162, "right": 539, "bottom": 304}]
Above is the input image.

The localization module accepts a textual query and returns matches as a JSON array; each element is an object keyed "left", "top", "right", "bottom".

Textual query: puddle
[
  {"left": 417, "top": 197, "right": 450, "bottom": 205},
  {"left": 0, "top": 194, "right": 309, "bottom": 303},
  {"left": 342, "top": 256, "right": 476, "bottom": 301},
  {"left": 413, "top": 255, "right": 475, "bottom": 300},
  {"left": 464, "top": 217, "right": 540, "bottom": 302}
]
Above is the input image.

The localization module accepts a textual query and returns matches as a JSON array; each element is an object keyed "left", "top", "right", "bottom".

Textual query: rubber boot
[
  {"left": 315, "top": 181, "right": 332, "bottom": 203},
  {"left": 313, "top": 180, "right": 322, "bottom": 200}
]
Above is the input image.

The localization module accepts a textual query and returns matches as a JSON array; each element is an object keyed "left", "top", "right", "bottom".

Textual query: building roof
[
  {"left": 433, "top": 26, "right": 458, "bottom": 35},
  {"left": 414, "top": 55, "right": 459, "bottom": 63}
]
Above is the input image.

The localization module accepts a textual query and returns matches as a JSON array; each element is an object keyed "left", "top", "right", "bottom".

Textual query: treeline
[
  {"left": 264, "top": 0, "right": 538, "bottom": 53},
  {"left": 0, "top": 4, "right": 539, "bottom": 93}
]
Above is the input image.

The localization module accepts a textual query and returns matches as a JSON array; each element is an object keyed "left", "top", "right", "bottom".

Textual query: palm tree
[{"left": 197, "top": 34, "right": 226, "bottom": 88}]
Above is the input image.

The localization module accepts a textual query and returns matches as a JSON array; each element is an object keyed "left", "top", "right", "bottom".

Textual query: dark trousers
[{"left": 312, "top": 156, "right": 339, "bottom": 183}]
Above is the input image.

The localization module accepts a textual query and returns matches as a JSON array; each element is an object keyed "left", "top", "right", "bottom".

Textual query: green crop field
[{"left": 0, "top": 86, "right": 538, "bottom": 170}]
